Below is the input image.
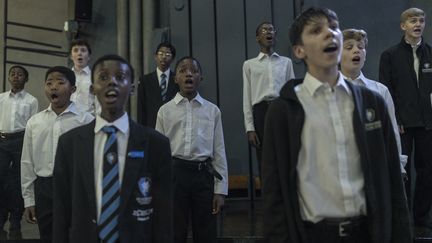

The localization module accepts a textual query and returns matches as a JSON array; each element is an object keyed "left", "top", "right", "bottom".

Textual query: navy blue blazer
[
  {"left": 53, "top": 119, "right": 173, "bottom": 243},
  {"left": 137, "top": 71, "right": 178, "bottom": 128}
]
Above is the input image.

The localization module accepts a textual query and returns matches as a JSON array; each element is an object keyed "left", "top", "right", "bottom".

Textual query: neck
[
  {"left": 52, "top": 101, "right": 71, "bottom": 115},
  {"left": 260, "top": 46, "right": 274, "bottom": 55},
  {"left": 309, "top": 66, "right": 340, "bottom": 87},
  {"left": 405, "top": 35, "right": 421, "bottom": 46},
  {"left": 11, "top": 87, "right": 23, "bottom": 94},
  {"left": 159, "top": 67, "right": 168, "bottom": 72},
  {"left": 74, "top": 65, "right": 86, "bottom": 72},
  {"left": 101, "top": 109, "right": 125, "bottom": 123},
  {"left": 341, "top": 69, "right": 360, "bottom": 80}
]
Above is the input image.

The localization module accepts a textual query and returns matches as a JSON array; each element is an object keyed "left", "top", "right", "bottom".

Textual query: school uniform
[
  {"left": 242, "top": 52, "right": 294, "bottom": 172},
  {"left": 0, "top": 89, "right": 38, "bottom": 231},
  {"left": 137, "top": 68, "right": 178, "bottom": 128},
  {"left": 262, "top": 74, "right": 411, "bottom": 243},
  {"left": 53, "top": 113, "right": 173, "bottom": 243},
  {"left": 21, "top": 102, "right": 93, "bottom": 242},
  {"left": 342, "top": 72, "right": 408, "bottom": 173},
  {"left": 156, "top": 93, "right": 228, "bottom": 243},
  {"left": 380, "top": 37, "right": 432, "bottom": 227},
  {"left": 71, "top": 66, "right": 100, "bottom": 114}
]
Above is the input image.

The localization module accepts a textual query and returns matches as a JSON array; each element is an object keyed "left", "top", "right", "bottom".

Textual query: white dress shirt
[
  {"left": 342, "top": 72, "right": 408, "bottom": 173},
  {"left": 21, "top": 102, "right": 94, "bottom": 207},
  {"left": 0, "top": 90, "right": 38, "bottom": 133},
  {"left": 295, "top": 72, "right": 367, "bottom": 223},
  {"left": 156, "top": 93, "right": 228, "bottom": 195},
  {"left": 71, "top": 66, "right": 100, "bottom": 113},
  {"left": 242, "top": 52, "right": 295, "bottom": 132},
  {"left": 156, "top": 67, "right": 171, "bottom": 88},
  {"left": 94, "top": 112, "right": 129, "bottom": 220}
]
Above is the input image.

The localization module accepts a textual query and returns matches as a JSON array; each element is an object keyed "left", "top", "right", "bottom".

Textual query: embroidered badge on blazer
[
  {"left": 422, "top": 63, "right": 432, "bottom": 73},
  {"left": 127, "top": 150, "right": 145, "bottom": 158},
  {"left": 136, "top": 177, "right": 152, "bottom": 205},
  {"left": 365, "top": 108, "right": 382, "bottom": 131}
]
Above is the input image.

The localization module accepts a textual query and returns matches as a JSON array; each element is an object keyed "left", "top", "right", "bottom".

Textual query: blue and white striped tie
[
  {"left": 98, "top": 126, "right": 120, "bottom": 243},
  {"left": 160, "top": 73, "right": 167, "bottom": 101}
]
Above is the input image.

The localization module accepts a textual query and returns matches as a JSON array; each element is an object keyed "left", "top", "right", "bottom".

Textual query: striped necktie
[
  {"left": 98, "top": 126, "right": 120, "bottom": 243},
  {"left": 160, "top": 73, "right": 167, "bottom": 101}
]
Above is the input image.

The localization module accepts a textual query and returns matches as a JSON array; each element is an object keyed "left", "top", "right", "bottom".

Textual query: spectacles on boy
[
  {"left": 157, "top": 51, "right": 173, "bottom": 57},
  {"left": 261, "top": 28, "right": 276, "bottom": 34}
]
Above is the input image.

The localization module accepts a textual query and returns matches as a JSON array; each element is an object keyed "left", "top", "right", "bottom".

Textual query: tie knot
[
  {"left": 102, "top": 126, "right": 117, "bottom": 134},
  {"left": 161, "top": 73, "right": 166, "bottom": 79}
]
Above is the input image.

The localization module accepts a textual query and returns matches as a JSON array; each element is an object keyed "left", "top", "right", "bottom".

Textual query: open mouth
[
  {"left": 105, "top": 90, "right": 119, "bottom": 103},
  {"left": 324, "top": 43, "right": 338, "bottom": 53},
  {"left": 352, "top": 56, "right": 361, "bottom": 62},
  {"left": 414, "top": 28, "right": 422, "bottom": 34},
  {"left": 50, "top": 93, "right": 59, "bottom": 102}
]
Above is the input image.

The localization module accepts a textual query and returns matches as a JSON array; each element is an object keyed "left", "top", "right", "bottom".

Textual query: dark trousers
[
  {"left": 173, "top": 160, "right": 216, "bottom": 243},
  {"left": 401, "top": 127, "right": 432, "bottom": 226},
  {"left": 34, "top": 176, "right": 53, "bottom": 243},
  {"left": 0, "top": 134, "right": 24, "bottom": 229},
  {"left": 303, "top": 218, "right": 370, "bottom": 243},
  {"left": 252, "top": 100, "right": 272, "bottom": 176}
]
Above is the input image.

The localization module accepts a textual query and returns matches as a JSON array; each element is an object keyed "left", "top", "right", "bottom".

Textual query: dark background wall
[{"left": 1, "top": 0, "right": 432, "bottom": 177}]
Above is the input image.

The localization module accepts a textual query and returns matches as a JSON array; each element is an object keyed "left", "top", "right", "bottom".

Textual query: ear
[
  {"left": 400, "top": 22, "right": 407, "bottom": 31},
  {"left": 71, "top": 85, "right": 77, "bottom": 94},
  {"left": 293, "top": 45, "right": 306, "bottom": 59},
  {"left": 90, "top": 84, "right": 95, "bottom": 95}
]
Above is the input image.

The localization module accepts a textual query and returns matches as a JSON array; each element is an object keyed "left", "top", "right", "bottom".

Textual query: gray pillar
[
  {"left": 129, "top": 0, "right": 142, "bottom": 121},
  {"left": 143, "top": 0, "right": 155, "bottom": 75},
  {"left": 117, "top": 0, "right": 129, "bottom": 59}
]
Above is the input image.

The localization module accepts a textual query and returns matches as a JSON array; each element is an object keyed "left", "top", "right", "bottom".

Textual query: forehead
[
  {"left": 9, "top": 67, "right": 24, "bottom": 73},
  {"left": 405, "top": 16, "right": 425, "bottom": 22},
  {"left": 94, "top": 60, "right": 130, "bottom": 73},
  {"left": 46, "top": 72, "right": 67, "bottom": 80},
  {"left": 72, "top": 45, "right": 89, "bottom": 51},
  {"left": 177, "top": 59, "right": 199, "bottom": 69},
  {"left": 157, "top": 46, "right": 172, "bottom": 53},
  {"left": 343, "top": 38, "right": 365, "bottom": 44},
  {"left": 305, "top": 16, "right": 337, "bottom": 28}
]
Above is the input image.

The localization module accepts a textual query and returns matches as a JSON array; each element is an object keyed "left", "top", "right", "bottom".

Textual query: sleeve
[
  {"left": 20, "top": 121, "right": 36, "bottom": 208},
  {"left": 379, "top": 99, "right": 413, "bottom": 242},
  {"left": 149, "top": 133, "right": 173, "bottom": 243},
  {"left": 382, "top": 87, "right": 408, "bottom": 172},
  {"left": 261, "top": 103, "right": 290, "bottom": 242},
  {"left": 155, "top": 108, "right": 164, "bottom": 134},
  {"left": 212, "top": 110, "right": 228, "bottom": 195},
  {"left": 30, "top": 98, "right": 38, "bottom": 115},
  {"left": 52, "top": 135, "right": 72, "bottom": 243},
  {"left": 242, "top": 61, "right": 255, "bottom": 133},
  {"left": 286, "top": 58, "right": 295, "bottom": 80}
]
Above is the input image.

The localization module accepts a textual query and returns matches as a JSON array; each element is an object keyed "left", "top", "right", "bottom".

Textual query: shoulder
[
  {"left": 142, "top": 71, "right": 157, "bottom": 81},
  {"left": 76, "top": 111, "right": 95, "bottom": 124},
  {"left": 26, "top": 110, "right": 46, "bottom": 125},
  {"left": 201, "top": 98, "right": 221, "bottom": 114},
  {"left": 63, "top": 121, "right": 94, "bottom": 138}
]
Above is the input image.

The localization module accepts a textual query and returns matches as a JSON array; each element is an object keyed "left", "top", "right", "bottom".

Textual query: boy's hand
[
  {"left": 247, "top": 131, "right": 261, "bottom": 148},
  {"left": 399, "top": 125, "right": 405, "bottom": 134},
  {"left": 212, "top": 194, "right": 225, "bottom": 215},
  {"left": 24, "top": 206, "right": 37, "bottom": 224}
]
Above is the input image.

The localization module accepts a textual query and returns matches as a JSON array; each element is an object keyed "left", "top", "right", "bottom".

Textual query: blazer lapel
[
  {"left": 119, "top": 121, "right": 147, "bottom": 215},
  {"left": 78, "top": 121, "right": 98, "bottom": 218}
]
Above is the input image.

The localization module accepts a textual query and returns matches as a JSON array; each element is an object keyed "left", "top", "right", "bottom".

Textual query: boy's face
[
  {"left": 8, "top": 67, "right": 27, "bottom": 92},
  {"left": 401, "top": 16, "right": 425, "bottom": 41},
  {"left": 175, "top": 59, "right": 201, "bottom": 99},
  {"left": 70, "top": 45, "right": 90, "bottom": 69},
  {"left": 256, "top": 23, "right": 276, "bottom": 48},
  {"left": 155, "top": 46, "right": 174, "bottom": 72},
  {"left": 44, "top": 72, "right": 76, "bottom": 109},
  {"left": 341, "top": 39, "right": 366, "bottom": 75},
  {"left": 293, "top": 16, "right": 342, "bottom": 72},
  {"left": 91, "top": 60, "right": 132, "bottom": 119}
]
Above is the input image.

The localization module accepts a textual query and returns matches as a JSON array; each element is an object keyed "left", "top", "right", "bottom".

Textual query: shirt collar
[
  {"left": 156, "top": 68, "right": 170, "bottom": 78},
  {"left": 8, "top": 89, "right": 26, "bottom": 98},
  {"left": 94, "top": 112, "right": 129, "bottom": 134},
  {"left": 303, "top": 72, "right": 351, "bottom": 96},
  {"left": 341, "top": 71, "right": 367, "bottom": 86},
  {"left": 257, "top": 52, "right": 279, "bottom": 60},
  {"left": 45, "top": 102, "right": 80, "bottom": 116},
  {"left": 405, "top": 38, "right": 422, "bottom": 48},
  {"left": 72, "top": 66, "right": 91, "bottom": 74},
  {"left": 173, "top": 92, "right": 204, "bottom": 105}
]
